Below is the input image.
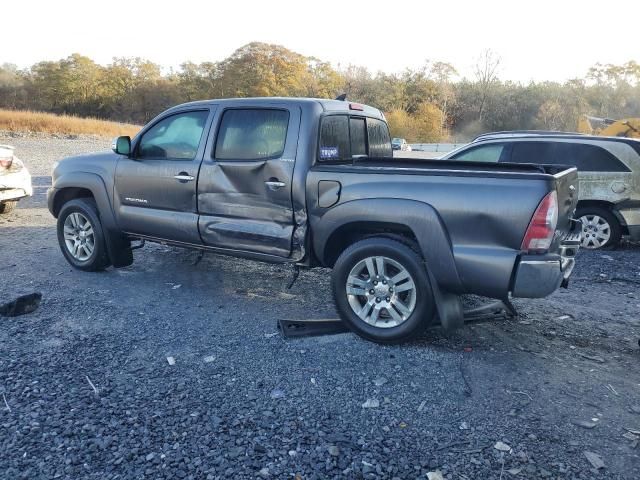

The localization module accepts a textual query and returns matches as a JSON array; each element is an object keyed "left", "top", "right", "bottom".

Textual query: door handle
[
  {"left": 174, "top": 173, "right": 195, "bottom": 182},
  {"left": 265, "top": 180, "right": 286, "bottom": 190}
]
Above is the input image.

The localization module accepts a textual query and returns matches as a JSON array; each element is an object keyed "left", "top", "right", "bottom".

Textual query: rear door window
[
  {"left": 214, "top": 109, "right": 289, "bottom": 160},
  {"left": 511, "top": 142, "right": 555, "bottom": 164},
  {"left": 450, "top": 144, "right": 505, "bottom": 162},
  {"left": 368, "top": 118, "right": 392, "bottom": 157}
]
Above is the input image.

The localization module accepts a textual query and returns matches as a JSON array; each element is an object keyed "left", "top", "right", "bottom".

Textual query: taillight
[
  {"left": 521, "top": 191, "right": 558, "bottom": 253},
  {"left": 0, "top": 157, "right": 12, "bottom": 169}
]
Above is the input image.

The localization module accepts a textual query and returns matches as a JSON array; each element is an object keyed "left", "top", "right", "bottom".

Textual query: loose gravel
[{"left": 1, "top": 133, "right": 639, "bottom": 479}]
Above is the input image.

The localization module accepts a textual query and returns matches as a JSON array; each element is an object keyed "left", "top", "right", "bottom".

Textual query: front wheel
[
  {"left": 331, "top": 237, "right": 435, "bottom": 343},
  {"left": 575, "top": 206, "right": 621, "bottom": 249},
  {"left": 57, "top": 198, "right": 111, "bottom": 271}
]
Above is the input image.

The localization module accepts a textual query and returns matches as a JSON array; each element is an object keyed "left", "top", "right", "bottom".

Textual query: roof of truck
[{"left": 166, "top": 97, "right": 385, "bottom": 118}]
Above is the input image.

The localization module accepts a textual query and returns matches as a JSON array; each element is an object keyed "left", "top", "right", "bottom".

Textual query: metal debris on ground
[
  {"left": 583, "top": 451, "right": 605, "bottom": 469},
  {"left": 278, "top": 318, "right": 349, "bottom": 338},
  {"left": 373, "top": 377, "right": 387, "bottom": 387},
  {"left": 166, "top": 356, "right": 176, "bottom": 366},
  {"left": 0, "top": 292, "right": 42, "bottom": 317},
  {"left": 494, "top": 441, "right": 511, "bottom": 452},
  {"left": 426, "top": 471, "right": 444, "bottom": 480},
  {"left": 203, "top": 356, "right": 215, "bottom": 363},
  {"left": 362, "top": 398, "right": 380, "bottom": 408},
  {"left": 571, "top": 419, "right": 597, "bottom": 429}
]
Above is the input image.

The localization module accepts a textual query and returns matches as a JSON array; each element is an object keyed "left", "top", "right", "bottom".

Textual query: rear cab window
[{"left": 318, "top": 115, "right": 392, "bottom": 163}]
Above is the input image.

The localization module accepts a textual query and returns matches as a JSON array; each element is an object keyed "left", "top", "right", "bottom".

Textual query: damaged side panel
[{"left": 197, "top": 104, "right": 303, "bottom": 258}]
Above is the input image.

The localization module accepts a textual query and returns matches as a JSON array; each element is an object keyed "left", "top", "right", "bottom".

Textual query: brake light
[
  {"left": 349, "top": 103, "right": 364, "bottom": 111},
  {"left": 521, "top": 191, "right": 558, "bottom": 252},
  {"left": 0, "top": 157, "right": 12, "bottom": 169}
]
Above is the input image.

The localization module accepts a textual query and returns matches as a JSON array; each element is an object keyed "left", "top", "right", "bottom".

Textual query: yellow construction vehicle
[{"left": 577, "top": 115, "right": 640, "bottom": 138}]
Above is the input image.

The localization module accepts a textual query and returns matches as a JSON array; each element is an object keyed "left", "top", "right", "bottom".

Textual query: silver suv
[{"left": 442, "top": 132, "right": 640, "bottom": 249}]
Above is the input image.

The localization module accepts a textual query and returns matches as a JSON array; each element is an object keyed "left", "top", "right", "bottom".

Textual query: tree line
[{"left": 1, "top": 43, "right": 638, "bottom": 141}]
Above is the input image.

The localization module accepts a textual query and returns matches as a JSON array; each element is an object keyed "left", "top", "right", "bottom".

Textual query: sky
[{"left": 3, "top": 0, "right": 639, "bottom": 83}]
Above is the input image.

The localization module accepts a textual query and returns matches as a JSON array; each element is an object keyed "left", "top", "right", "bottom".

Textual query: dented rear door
[{"left": 197, "top": 104, "right": 301, "bottom": 257}]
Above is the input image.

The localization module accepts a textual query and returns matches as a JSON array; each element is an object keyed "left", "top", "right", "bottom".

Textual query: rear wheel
[
  {"left": 332, "top": 237, "right": 435, "bottom": 343},
  {"left": 0, "top": 200, "right": 17, "bottom": 214},
  {"left": 575, "top": 206, "right": 621, "bottom": 249},
  {"left": 57, "top": 198, "right": 111, "bottom": 271}
]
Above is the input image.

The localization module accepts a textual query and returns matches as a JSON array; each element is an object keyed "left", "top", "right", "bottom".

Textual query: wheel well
[
  {"left": 52, "top": 187, "right": 94, "bottom": 217},
  {"left": 323, "top": 222, "right": 420, "bottom": 267},
  {"left": 576, "top": 200, "right": 627, "bottom": 233}
]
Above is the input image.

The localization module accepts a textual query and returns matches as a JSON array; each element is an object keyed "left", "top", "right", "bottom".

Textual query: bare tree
[{"left": 473, "top": 49, "right": 501, "bottom": 122}]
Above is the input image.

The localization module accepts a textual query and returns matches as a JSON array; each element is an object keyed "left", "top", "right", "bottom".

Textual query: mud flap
[
  {"left": 426, "top": 267, "right": 464, "bottom": 331},
  {"left": 105, "top": 229, "right": 133, "bottom": 268}
]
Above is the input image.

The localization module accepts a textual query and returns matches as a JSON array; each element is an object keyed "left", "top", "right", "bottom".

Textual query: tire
[
  {"left": 57, "top": 198, "right": 111, "bottom": 271},
  {"left": 575, "top": 206, "right": 622, "bottom": 249},
  {"left": 331, "top": 237, "right": 436, "bottom": 343},
  {"left": 0, "top": 200, "right": 17, "bottom": 214}
]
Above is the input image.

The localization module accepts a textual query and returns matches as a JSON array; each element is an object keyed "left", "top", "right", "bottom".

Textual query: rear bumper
[{"left": 511, "top": 234, "right": 580, "bottom": 298}]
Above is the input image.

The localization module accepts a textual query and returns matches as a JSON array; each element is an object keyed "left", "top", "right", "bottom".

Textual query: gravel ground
[{"left": 1, "top": 132, "right": 639, "bottom": 479}]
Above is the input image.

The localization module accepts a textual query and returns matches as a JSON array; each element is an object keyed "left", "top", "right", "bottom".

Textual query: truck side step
[{"left": 278, "top": 318, "right": 349, "bottom": 338}]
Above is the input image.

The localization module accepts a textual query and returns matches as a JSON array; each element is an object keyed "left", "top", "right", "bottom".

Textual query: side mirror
[{"left": 111, "top": 136, "right": 131, "bottom": 156}]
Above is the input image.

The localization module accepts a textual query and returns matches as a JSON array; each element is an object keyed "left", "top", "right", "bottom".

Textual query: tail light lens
[
  {"left": 0, "top": 157, "right": 12, "bottom": 169},
  {"left": 521, "top": 191, "right": 558, "bottom": 253}
]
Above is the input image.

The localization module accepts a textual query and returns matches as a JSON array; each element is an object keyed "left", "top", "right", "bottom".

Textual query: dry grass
[{"left": 0, "top": 109, "right": 141, "bottom": 138}]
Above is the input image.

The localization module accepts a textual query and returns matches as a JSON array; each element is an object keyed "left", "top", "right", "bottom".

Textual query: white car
[{"left": 0, "top": 145, "right": 32, "bottom": 214}]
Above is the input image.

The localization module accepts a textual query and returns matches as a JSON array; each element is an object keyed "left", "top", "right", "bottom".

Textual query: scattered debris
[
  {"left": 459, "top": 421, "right": 469, "bottom": 430},
  {"left": 2, "top": 393, "right": 10, "bottom": 412},
  {"left": 599, "top": 254, "right": 614, "bottom": 261},
  {"left": 258, "top": 467, "right": 270, "bottom": 478},
  {"left": 203, "top": 356, "right": 215, "bottom": 363},
  {"left": 166, "top": 356, "right": 176, "bottom": 366},
  {"left": 373, "top": 377, "right": 387, "bottom": 387},
  {"left": 85, "top": 375, "right": 98, "bottom": 395},
  {"left": 494, "top": 441, "right": 512, "bottom": 452},
  {"left": 327, "top": 445, "right": 340, "bottom": 457},
  {"left": 577, "top": 352, "right": 605, "bottom": 363},
  {"left": 623, "top": 427, "right": 640, "bottom": 435},
  {"left": 571, "top": 419, "right": 597, "bottom": 429},
  {"left": 507, "top": 468, "right": 522, "bottom": 475},
  {"left": 362, "top": 398, "right": 380, "bottom": 408},
  {"left": 630, "top": 405, "right": 640, "bottom": 414},
  {"left": 426, "top": 471, "right": 444, "bottom": 480},
  {"left": 463, "top": 346, "right": 473, "bottom": 352},
  {"left": 399, "top": 421, "right": 408, "bottom": 428},
  {"left": 264, "top": 332, "right": 279, "bottom": 338},
  {"left": 622, "top": 432, "right": 639, "bottom": 441},
  {"left": 606, "top": 384, "right": 619, "bottom": 396},
  {"left": 583, "top": 451, "right": 605, "bottom": 469},
  {"left": 171, "top": 284, "right": 182, "bottom": 289},
  {"left": 0, "top": 292, "right": 42, "bottom": 317},
  {"left": 555, "top": 314, "right": 572, "bottom": 321},
  {"left": 270, "top": 389, "right": 286, "bottom": 400},
  {"left": 417, "top": 400, "right": 427, "bottom": 412}
]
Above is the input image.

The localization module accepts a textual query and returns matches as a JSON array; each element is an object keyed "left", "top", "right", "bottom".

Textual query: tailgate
[{"left": 549, "top": 165, "right": 580, "bottom": 244}]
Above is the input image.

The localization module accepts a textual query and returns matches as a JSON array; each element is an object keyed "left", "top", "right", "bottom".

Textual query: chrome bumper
[{"left": 511, "top": 233, "right": 580, "bottom": 298}]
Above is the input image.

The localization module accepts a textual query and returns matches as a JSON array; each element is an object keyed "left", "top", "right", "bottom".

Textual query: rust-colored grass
[{"left": 0, "top": 109, "right": 141, "bottom": 138}]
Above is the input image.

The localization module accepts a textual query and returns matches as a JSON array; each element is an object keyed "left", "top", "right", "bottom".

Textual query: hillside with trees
[{"left": 1, "top": 42, "right": 638, "bottom": 141}]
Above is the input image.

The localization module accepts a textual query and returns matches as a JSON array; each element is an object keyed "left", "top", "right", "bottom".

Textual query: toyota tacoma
[{"left": 48, "top": 98, "right": 580, "bottom": 343}]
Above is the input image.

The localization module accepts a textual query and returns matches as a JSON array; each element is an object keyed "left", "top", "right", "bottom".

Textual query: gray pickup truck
[{"left": 48, "top": 98, "right": 581, "bottom": 343}]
